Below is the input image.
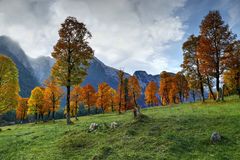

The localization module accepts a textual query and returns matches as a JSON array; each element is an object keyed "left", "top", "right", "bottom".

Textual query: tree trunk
[
  {"left": 133, "top": 92, "right": 140, "bottom": 117},
  {"left": 75, "top": 102, "right": 78, "bottom": 120},
  {"left": 88, "top": 106, "right": 90, "bottom": 115},
  {"left": 221, "top": 84, "right": 225, "bottom": 101},
  {"left": 52, "top": 111, "right": 55, "bottom": 122},
  {"left": 192, "top": 90, "right": 196, "bottom": 102},
  {"left": 35, "top": 112, "right": 38, "bottom": 124},
  {"left": 216, "top": 74, "right": 220, "bottom": 101},
  {"left": 206, "top": 76, "right": 215, "bottom": 100},
  {"left": 196, "top": 59, "right": 205, "bottom": 102},
  {"left": 111, "top": 103, "right": 114, "bottom": 112},
  {"left": 101, "top": 106, "right": 105, "bottom": 114},
  {"left": 47, "top": 111, "right": 51, "bottom": 121},
  {"left": 66, "top": 85, "right": 71, "bottom": 125},
  {"left": 179, "top": 92, "right": 183, "bottom": 103}
]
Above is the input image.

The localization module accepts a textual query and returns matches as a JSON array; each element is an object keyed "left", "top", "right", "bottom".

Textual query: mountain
[
  {"left": 0, "top": 36, "right": 161, "bottom": 107},
  {"left": 29, "top": 56, "right": 55, "bottom": 83},
  {"left": 134, "top": 71, "right": 160, "bottom": 90},
  {"left": 0, "top": 36, "right": 40, "bottom": 97}
]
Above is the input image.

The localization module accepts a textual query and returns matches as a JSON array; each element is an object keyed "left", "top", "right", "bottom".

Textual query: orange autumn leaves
[{"left": 145, "top": 71, "right": 189, "bottom": 106}]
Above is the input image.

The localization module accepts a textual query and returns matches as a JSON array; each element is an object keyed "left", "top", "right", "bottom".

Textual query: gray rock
[
  {"left": 210, "top": 132, "right": 221, "bottom": 143},
  {"left": 89, "top": 123, "right": 98, "bottom": 132},
  {"left": 110, "top": 122, "right": 118, "bottom": 129}
]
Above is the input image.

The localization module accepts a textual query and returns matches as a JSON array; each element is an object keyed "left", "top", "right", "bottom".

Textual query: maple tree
[
  {"left": 181, "top": 35, "right": 205, "bottom": 102},
  {"left": 16, "top": 97, "right": 29, "bottom": 123},
  {"left": 28, "top": 87, "right": 46, "bottom": 123},
  {"left": 123, "top": 78, "right": 129, "bottom": 112},
  {"left": 175, "top": 72, "right": 189, "bottom": 103},
  {"left": 51, "top": 16, "right": 94, "bottom": 124},
  {"left": 0, "top": 55, "right": 19, "bottom": 114},
  {"left": 96, "top": 82, "right": 112, "bottom": 113},
  {"left": 128, "top": 75, "right": 142, "bottom": 117},
  {"left": 44, "top": 77, "right": 63, "bottom": 121},
  {"left": 224, "top": 40, "right": 240, "bottom": 98},
  {"left": 159, "top": 72, "right": 173, "bottom": 105},
  {"left": 116, "top": 70, "right": 125, "bottom": 114},
  {"left": 81, "top": 84, "right": 96, "bottom": 114},
  {"left": 70, "top": 85, "right": 82, "bottom": 120},
  {"left": 145, "top": 81, "right": 158, "bottom": 106},
  {"left": 108, "top": 87, "right": 117, "bottom": 112},
  {"left": 198, "top": 10, "right": 236, "bottom": 100}
]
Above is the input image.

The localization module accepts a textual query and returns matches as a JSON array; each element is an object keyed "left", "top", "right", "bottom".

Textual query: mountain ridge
[{"left": 0, "top": 35, "right": 161, "bottom": 106}]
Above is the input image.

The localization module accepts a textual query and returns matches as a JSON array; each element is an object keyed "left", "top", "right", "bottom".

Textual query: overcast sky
[{"left": 0, "top": 0, "right": 240, "bottom": 74}]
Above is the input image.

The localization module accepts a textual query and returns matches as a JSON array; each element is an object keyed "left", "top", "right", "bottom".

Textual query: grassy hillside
[{"left": 0, "top": 96, "right": 239, "bottom": 160}]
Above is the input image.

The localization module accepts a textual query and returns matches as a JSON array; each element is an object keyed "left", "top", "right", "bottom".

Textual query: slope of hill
[
  {"left": 0, "top": 36, "right": 40, "bottom": 97},
  {"left": 0, "top": 96, "right": 239, "bottom": 160}
]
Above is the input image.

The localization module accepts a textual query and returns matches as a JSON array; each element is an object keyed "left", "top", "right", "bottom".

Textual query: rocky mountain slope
[{"left": 0, "top": 35, "right": 160, "bottom": 106}]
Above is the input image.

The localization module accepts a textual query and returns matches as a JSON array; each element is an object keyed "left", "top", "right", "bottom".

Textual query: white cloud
[{"left": 0, "top": 0, "right": 186, "bottom": 74}]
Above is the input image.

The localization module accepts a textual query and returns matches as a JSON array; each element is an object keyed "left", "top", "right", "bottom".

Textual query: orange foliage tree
[
  {"left": 181, "top": 35, "right": 205, "bottom": 102},
  {"left": 96, "top": 82, "right": 111, "bottom": 113},
  {"left": 16, "top": 97, "right": 29, "bottom": 123},
  {"left": 145, "top": 81, "right": 158, "bottom": 106},
  {"left": 28, "top": 87, "right": 46, "bottom": 123},
  {"left": 81, "top": 84, "right": 96, "bottom": 114},
  {"left": 109, "top": 87, "right": 117, "bottom": 112},
  {"left": 159, "top": 71, "right": 188, "bottom": 105},
  {"left": 128, "top": 75, "right": 142, "bottom": 117},
  {"left": 70, "top": 85, "right": 82, "bottom": 120},
  {"left": 44, "top": 78, "right": 63, "bottom": 121},
  {"left": 159, "top": 71, "right": 173, "bottom": 105},
  {"left": 198, "top": 10, "right": 235, "bottom": 100},
  {"left": 175, "top": 72, "right": 189, "bottom": 103},
  {"left": 224, "top": 40, "right": 240, "bottom": 98}
]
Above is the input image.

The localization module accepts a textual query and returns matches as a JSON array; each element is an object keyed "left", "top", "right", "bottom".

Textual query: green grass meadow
[{"left": 0, "top": 96, "right": 240, "bottom": 160}]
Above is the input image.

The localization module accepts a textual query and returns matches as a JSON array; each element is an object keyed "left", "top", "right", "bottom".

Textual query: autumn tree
[
  {"left": 198, "top": 10, "right": 236, "bottom": 100},
  {"left": 70, "top": 85, "right": 82, "bottom": 120},
  {"left": 175, "top": 72, "right": 189, "bottom": 103},
  {"left": 81, "top": 84, "right": 96, "bottom": 114},
  {"left": 109, "top": 87, "right": 117, "bottom": 112},
  {"left": 145, "top": 81, "right": 158, "bottom": 106},
  {"left": 44, "top": 77, "right": 63, "bottom": 121},
  {"left": 159, "top": 72, "right": 173, "bottom": 105},
  {"left": 28, "top": 87, "right": 45, "bottom": 123},
  {"left": 128, "top": 75, "right": 142, "bottom": 117},
  {"left": 224, "top": 40, "right": 240, "bottom": 97},
  {"left": 16, "top": 97, "right": 29, "bottom": 123},
  {"left": 117, "top": 70, "right": 125, "bottom": 114},
  {"left": 0, "top": 55, "right": 19, "bottom": 114},
  {"left": 96, "top": 82, "right": 112, "bottom": 113},
  {"left": 168, "top": 77, "right": 179, "bottom": 104},
  {"left": 123, "top": 78, "right": 130, "bottom": 111},
  {"left": 181, "top": 35, "right": 205, "bottom": 102},
  {"left": 51, "top": 17, "right": 94, "bottom": 124}
]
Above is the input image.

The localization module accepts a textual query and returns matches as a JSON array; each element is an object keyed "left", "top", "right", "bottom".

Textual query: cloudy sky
[{"left": 0, "top": 0, "right": 240, "bottom": 74}]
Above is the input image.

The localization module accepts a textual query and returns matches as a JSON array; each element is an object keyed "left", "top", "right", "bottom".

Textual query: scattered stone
[
  {"left": 210, "top": 132, "right": 221, "bottom": 143},
  {"left": 110, "top": 122, "right": 118, "bottom": 129},
  {"left": 7, "top": 128, "right": 11, "bottom": 130},
  {"left": 89, "top": 123, "right": 98, "bottom": 132},
  {"left": 8, "top": 122, "right": 15, "bottom": 125}
]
